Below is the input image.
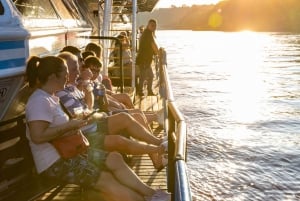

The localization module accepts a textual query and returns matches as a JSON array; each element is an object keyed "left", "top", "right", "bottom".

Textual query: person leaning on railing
[
  {"left": 136, "top": 19, "right": 159, "bottom": 96},
  {"left": 25, "top": 55, "right": 171, "bottom": 201}
]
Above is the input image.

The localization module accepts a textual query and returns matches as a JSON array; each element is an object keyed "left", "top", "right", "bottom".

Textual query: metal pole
[
  {"left": 98, "top": 0, "right": 102, "bottom": 38},
  {"left": 131, "top": 0, "right": 137, "bottom": 88},
  {"left": 102, "top": 0, "right": 112, "bottom": 76}
]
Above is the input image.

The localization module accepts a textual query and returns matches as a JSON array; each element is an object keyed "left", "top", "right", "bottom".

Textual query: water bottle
[{"left": 97, "top": 84, "right": 108, "bottom": 112}]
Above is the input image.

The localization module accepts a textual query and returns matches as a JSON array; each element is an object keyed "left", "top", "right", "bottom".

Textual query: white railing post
[{"left": 102, "top": 0, "right": 113, "bottom": 76}]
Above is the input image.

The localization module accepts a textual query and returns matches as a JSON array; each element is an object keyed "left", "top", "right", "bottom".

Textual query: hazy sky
[{"left": 156, "top": 0, "right": 220, "bottom": 8}]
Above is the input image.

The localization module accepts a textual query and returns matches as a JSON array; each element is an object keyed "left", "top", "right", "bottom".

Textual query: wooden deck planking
[{"left": 130, "top": 76, "right": 167, "bottom": 191}]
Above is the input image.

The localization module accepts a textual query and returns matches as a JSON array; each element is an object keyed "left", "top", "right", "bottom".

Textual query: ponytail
[{"left": 26, "top": 56, "right": 40, "bottom": 88}]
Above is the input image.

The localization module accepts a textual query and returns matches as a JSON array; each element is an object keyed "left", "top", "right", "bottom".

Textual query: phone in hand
[{"left": 83, "top": 109, "right": 99, "bottom": 120}]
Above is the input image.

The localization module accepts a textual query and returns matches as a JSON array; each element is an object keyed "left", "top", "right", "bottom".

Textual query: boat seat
[{"left": 0, "top": 114, "right": 77, "bottom": 201}]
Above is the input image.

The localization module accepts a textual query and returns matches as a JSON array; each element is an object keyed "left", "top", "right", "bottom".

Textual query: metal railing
[{"left": 158, "top": 48, "right": 192, "bottom": 201}]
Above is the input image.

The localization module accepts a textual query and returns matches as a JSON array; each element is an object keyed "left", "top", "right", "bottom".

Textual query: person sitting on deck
[
  {"left": 62, "top": 45, "right": 113, "bottom": 91},
  {"left": 57, "top": 52, "right": 167, "bottom": 171},
  {"left": 25, "top": 55, "right": 171, "bottom": 201},
  {"left": 85, "top": 42, "right": 113, "bottom": 91},
  {"left": 85, "top": 42, "right": 102, "bottom": 58},
  {"left": 84, "top": 55, "right": 161, "bottom": 125},
  {"left": 63, "top": 45, "right": 134, "bottom": 109},
  {"left": 86, "top": 55, "right": 133, "bottom": 111},
  {"left": 82, "top": 50, "right": 96, "bottom": 60},
  {"left": 109, "top": 34, "right": 133, "bottom": 77}
]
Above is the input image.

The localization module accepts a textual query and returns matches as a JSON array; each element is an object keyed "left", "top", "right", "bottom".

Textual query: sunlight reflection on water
[{"left": 157, "top": 31, "right": 300, "bottom": 201}]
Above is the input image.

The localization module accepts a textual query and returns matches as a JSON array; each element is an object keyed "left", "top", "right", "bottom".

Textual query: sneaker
[{"left": 150, "top": 189, "right": 171, "bottom": 201}]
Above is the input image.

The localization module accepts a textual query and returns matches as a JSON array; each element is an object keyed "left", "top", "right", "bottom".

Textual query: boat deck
[{"left": 35, "top": 78, "right": 167, "bottom": 200}]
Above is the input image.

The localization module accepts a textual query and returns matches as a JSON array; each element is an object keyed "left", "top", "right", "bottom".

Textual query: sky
[{"left": 156, "top": 0, "right": 221, "bottom": 8}]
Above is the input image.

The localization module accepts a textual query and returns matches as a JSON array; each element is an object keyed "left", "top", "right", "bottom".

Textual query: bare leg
[
  {"left": 127, "top": 109, "right": 158, "bottom": 125},
  {"left": 111, "top": 93, "right": 134, "bottom": 109},
  {"left": 89, "top": 152, "right": 169, "bottom": 201},
  {"left": 130, "top": 113, "right": 152, "bottom": 132},
  {"left": 105, "top": 152, "right": 155, "bottom": 197},
  {"left": 107, "top": 112, "right": 162, "bottom": 145},
  {"left": 103, "top": 135, "right": 164, "bottom": 155},
  {"left": 95, "top": 171, "right": 145, "bottom": 201},
  {"left": 107, "top": 96, "right": 126, "bottom": 110},
  {"left": 143, "top": 111, "right": 158, "bottom": 123}
]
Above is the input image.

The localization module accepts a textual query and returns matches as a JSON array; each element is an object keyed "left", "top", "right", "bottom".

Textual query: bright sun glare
[{"left": 156, "top": 0, "right": 221, "bottom": 8}]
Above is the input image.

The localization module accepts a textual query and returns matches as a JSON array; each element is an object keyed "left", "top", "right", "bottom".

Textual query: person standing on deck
[{"left": 136, "top": 19, "right": 159, "bottom": 96}]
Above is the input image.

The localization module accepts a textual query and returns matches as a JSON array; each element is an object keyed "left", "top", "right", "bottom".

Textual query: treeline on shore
[{"left": 137, "top": 0, "right": 300, "bottom": 32}]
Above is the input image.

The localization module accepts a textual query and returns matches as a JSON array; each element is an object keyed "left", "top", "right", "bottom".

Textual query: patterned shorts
[
  {"left": 41, "top": 118, "right": 113, "bottom": 188},
  {"left": 42, "top": 150, "right": 108, "bottom": 188}
]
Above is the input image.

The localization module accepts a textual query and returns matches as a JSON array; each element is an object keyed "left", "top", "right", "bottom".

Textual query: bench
[{"left": 0, "top": 114, "right": 67, "bottom": 201}]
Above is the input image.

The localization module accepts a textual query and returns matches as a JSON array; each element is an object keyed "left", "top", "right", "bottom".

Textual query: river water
[{"left": 156, "top": 30, "right": 300, "bottom": 201}]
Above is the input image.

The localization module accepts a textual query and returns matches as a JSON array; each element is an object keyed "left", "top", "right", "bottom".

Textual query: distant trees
[{"left": 138, "top": 0, "right": 300, "bottom": 32}]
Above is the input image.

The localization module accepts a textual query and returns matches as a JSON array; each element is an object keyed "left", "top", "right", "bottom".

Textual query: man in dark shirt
[{"left": 136, "top": 19, "right": 159, "bottom": 96}]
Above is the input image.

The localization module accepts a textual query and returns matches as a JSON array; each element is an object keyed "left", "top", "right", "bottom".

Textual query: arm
[
  {"left": 151, "top": 32, "right": 159, "bottom": 55},
  {"left": 83, "top": 87, "right": 94, "bottom": 110},
  {"left": 28, "top": 119, "right": 88, "bottom": 144},
  {"left": 151, "top": 39, "right": 159, "bottom": 55},
  {"left": 57, "top": 86, "right": 93, "bottom": 116}
]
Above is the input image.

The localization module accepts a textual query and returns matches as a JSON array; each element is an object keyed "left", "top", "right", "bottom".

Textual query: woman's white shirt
[{"left": 26, "top": 89, "right": 68, "bottom": 173}]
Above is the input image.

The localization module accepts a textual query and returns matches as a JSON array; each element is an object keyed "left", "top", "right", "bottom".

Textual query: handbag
[{"left": 51, "top": 130, "right": 89, "bottom": 159}]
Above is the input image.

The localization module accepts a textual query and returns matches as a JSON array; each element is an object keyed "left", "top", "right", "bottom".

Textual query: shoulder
[
  {"left": 28, "top": 89, "right": 54, "bottom": 106},
  {"left": 26, "top": 90, "right": 57, "bottom": 122},
  {"left": 56, "top": 85, "right": 74, "bottom": 97}
]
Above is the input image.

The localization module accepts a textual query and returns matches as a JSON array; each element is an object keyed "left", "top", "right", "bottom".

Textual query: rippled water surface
[{"left": 156, "top": 31, "right": 300, "bottom": 201}]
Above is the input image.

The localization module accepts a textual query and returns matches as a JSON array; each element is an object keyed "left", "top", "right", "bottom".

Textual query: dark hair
[
  {"left": 57, "top": 51, "right": 76, "bottom": 62},
  {"left": 85, "top": 43, "right": 102, "bottom": 58},
  {"left": 84, "top": 56, "right": 102, "bottom": 69},
  {"left": 26, "top": 56, "right": 65, "bottom": 88},
  {"left": 148, "top": 19, "right": 157, "bottom": 24},
  {"left": 82, "top": 51, "right": 96, "bottom": 60},
  {"left": 61, "top": 46, "right": 81, "bottom": 55}
]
